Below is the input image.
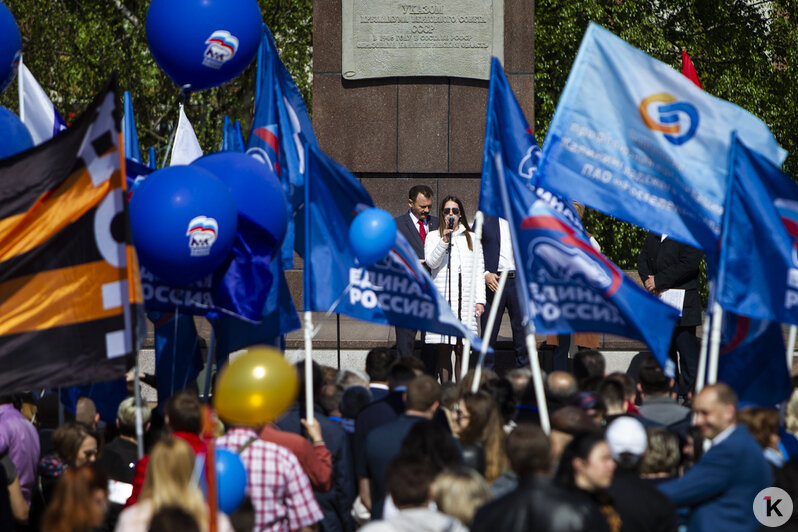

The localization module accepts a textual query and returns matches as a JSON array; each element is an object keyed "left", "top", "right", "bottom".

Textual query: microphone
[{"left": 447, "top": 217, "right": 455, "bottom": 229}]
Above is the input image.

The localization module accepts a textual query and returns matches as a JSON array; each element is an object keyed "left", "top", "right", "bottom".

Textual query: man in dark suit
[
  {"left": 361, "top": 375, "right": 441, "bottom": 520},
  {"left": 658, "top": 384, "right": 772, "bottom": 532},
  {"left": 394, "top": 185, "right": 438, "bottom": 372},
  {"left": 637, "top": 232, "right": 702, "bottom": 401},
  {"left": 480, "top": 214, "right": 527, "bottom": 369}
]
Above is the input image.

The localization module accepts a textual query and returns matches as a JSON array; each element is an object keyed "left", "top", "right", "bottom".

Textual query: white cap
[{"left": 605, "top": 416, "right": 647, "bottom": 460}]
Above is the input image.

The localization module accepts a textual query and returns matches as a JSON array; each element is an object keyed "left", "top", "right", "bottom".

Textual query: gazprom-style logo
[
  {"left": 186, "top": 216, "right": 219, "bottom": 257},
  {"left": 202, "top": 30, "right": 239, "bottom": 69},
  {"left": 639, "top": 93, "right": 699, "bottom": 146}
]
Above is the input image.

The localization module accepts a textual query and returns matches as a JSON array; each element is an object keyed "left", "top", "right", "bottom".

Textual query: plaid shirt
[{"left": 217, "top": 427, "right": 322, "bottom": 532}]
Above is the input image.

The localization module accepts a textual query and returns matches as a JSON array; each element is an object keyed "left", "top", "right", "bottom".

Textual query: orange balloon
[{"left": 213, "top": 345, "right": 298, "bottom": 426}]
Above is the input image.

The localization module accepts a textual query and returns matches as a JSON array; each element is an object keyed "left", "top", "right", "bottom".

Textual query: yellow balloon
[{"left": 213, "top": 345, "right": 298, "bottom": 427}]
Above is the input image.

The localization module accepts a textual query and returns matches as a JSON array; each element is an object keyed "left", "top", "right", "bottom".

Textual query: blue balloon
[
  {"left": 201, "top": 448, "right": 247, "bottom": 514},
  {"left": 129, "top": 165, "right": 238, "bottom": 286},
  {"left": 146, "top": 0, "right": 262, "bottom": 91},
  {"left": 192, "top": 152, "right": 288, "bottom": 244},
  {"left": 0, "top": 2, "right": 20, "bottom": 95},
  {"left": 0, "top": 106, "right": 33, "bottom": 159},
  {"left": 349, "top": 208, "right": 397, "bottom": 266}
]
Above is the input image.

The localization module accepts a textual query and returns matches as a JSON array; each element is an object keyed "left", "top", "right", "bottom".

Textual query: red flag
[{"left": 681, "top": 47, "right": 704, "bottom": 90}]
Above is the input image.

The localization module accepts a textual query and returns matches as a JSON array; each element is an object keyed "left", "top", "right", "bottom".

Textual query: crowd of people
[{"left": 2, "top": 345, "right": 798, "bottom": 531}]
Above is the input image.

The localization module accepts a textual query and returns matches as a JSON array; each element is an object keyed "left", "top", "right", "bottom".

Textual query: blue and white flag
[
  {"left": 123, "top": 91, "right": 142, "bottom": 163},
  {"left": 536, "top": 23, "right": 786, "bottom": 252},
  {"left": 305, "top": 145, "right": 483, "bottom": 347},
  {"left": 17, "top": 60, "right": 67, "bottom": 145},
  {"left": 248, "top": 24, "right": 318, "bottom": 269},
  {"left": 481, "top": 57, "right": 680, "bottom": 368},
  {"left": 222, "top": 116, "right": 246, "bottom": 152},
  {"left": 717, "top": 137, "right": 798, "bottom": 325},
  {"left": 718, "top": 312, "right": 792, "bottom": 407}
]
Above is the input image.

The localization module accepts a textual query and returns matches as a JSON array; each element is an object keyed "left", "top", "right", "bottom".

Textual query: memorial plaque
[{"left": 342, "top": 0, "right": 504, "bottom": 80}]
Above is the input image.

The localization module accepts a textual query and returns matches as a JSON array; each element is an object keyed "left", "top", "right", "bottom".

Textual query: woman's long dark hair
[
  {"left": 554, "top": 431, "right": 606, "bottom": 490},
  {"left": 437, "top": 195, "right": 473, "bottom": 251}
]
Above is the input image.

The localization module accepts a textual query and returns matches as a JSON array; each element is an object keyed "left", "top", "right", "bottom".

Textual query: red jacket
[{"left": 125, "top": 431, "right": 206, "bottom": 507}]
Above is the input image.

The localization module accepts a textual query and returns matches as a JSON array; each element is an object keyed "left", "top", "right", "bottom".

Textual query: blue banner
[
  {"left": 247, "top": 24, "right": 318, "bottom": 269},
  {"left": 151, "top": 312, "right": 204, "bottom": 410},
  {"left": 481, "top": 58, "right": 680, "bottom": 369},
  {"left": 222, "top": 116, "right": 246, "bottom": 153},
  {"left": 123, "top": 91, "right": 142, "bottom": 163},
  {"left": 719, "top": 312, "right": 792, "bottom": 407},
  {"left": 718, "top": 137, "right": 798, "bottom": 325},
  {"left": 536, "top": 23, "right": 786, "bottom": 252},
  {"left": 304, "top": 146, "right": 483, "bottom": 346}
]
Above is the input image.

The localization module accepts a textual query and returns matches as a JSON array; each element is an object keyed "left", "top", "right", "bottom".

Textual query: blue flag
[
  {"left": 718, "top": 312, "right": 792, "bottom": 407},
  {"left": 717, "top": 137, "right": 798, "bottom": 325},
  {"left": 123, "top": 91, "right": 142, "bottom": 163},
  {"left": 481, "top": 58, "right": 680, "bottom": 369},
  {"left": 304, "top": 146, "right": 483, "bottom": 347},
  {"left": 247, "top": 24, "right": 318, "bottom": 269},
  {"left": 147, "top": 147, "right": 157, "bottom": 169},
  {"left": 222, "top": 116, "right": 246, "bottom": 152},
  {"left": 151, "top": 312, "right": 204, "bottom": 410},
  {"left": 61, "top": 379, "right": 128, "bottom": 424},
  {"left": 536, "top": 23, "right": 786, "bottom": 252}
]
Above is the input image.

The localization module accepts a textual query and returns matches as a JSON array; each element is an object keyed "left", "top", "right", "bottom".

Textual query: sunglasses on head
[{"left": 443, "top": 207, "right": 460, "bottom": 215}]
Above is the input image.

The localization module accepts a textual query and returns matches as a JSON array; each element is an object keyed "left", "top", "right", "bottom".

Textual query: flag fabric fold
[
  {"left": 0, "top": 76, "right": 141, "bottom": 394},
  {"left": 717, "top": 137, "right": 798, "bottom": 326},
  {"left": 680, "top": 48, "right": 703, "bottom": 90},
  {"left": 718, "top": 312, "right": 792, "bottom": 407},
  {"left": 222, "top": 116, "right": 246, "bottom": 153},
  {"left": 169, "top": 104, "right": 203, "bottom": 166},
  {"left": 247, "top": 24, "right": 318, "bottom": 269},
  {"left": 304, "top": 145, "right": 483, "bottom": 348},
  {"left": 17, "top": 59, "right": 67, "bottom": 145},
  {"left": 123, "top": 91, "right": 142, "bottom": 163},
  {"left": 536, "top": 23, "right": 786, "bottom": 252},
  {"left": 481, "top": 57, "right": 680, "bottom": 369}
]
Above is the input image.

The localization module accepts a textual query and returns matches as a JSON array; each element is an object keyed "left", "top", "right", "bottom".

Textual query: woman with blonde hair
[
  {"left": 432, "top": 467, "right": 492, "bottom": 527},
  {"left": 425, "top": 195, "right": 486, "bottom": 382},
  {"left": 115, "top": 437, "right": 233, "bottom": 532}
]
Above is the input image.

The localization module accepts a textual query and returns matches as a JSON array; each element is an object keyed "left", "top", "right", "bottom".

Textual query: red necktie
[{"left": 418, "top": 219, "right": 426, "bottom": 242}]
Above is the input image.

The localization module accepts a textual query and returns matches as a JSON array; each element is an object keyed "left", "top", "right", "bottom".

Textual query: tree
[
  {"left": 0, "top": 0, "right": 313, "bottom": 163},
  {"left": 534, "top": 0, "right": 798, "bottom": 273}
]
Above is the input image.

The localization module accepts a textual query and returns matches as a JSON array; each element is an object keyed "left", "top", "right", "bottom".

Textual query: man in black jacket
[
  {"left": 472, "top": 424, "right": 608, "bottom": 532},
  {"left": 637, "top": 232, "right": 702, "bottom": 402}
]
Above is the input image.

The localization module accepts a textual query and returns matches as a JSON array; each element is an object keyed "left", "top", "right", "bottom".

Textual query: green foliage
[
  {"left": 0, "top": 0, "right": 313, "bottom": 163},
  {"left": 535, "top": 0, "right": 798, "bottom": 283}
]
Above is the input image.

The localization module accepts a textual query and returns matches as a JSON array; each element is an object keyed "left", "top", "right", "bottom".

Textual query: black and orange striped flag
[{"left": 0, "top": 76, "right": 143, "bottom": 394}]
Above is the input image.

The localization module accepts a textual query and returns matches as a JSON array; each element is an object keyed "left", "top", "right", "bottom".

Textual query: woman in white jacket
[{"left": 425, "top": 196, "right": 486, "bottom": 382}]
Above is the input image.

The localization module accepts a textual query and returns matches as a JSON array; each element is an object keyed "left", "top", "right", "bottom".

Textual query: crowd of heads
[{"left": 3, "top": 344, "right": 798, "bottom": 532}]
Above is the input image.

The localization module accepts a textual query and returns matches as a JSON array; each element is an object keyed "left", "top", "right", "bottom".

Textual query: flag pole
[
  {"left": 472, "top": 269, "right": 508, "bottom": 393},
  {"left": 787, "top": 325, "right": 797, "bottom": 373},
  {"left": 461, "top": 212, "right": 484, "bottom": 379},
  {"left": 525, "top": 323, "right": 550, "bottom": 435},
  {"left": 695, "top": 312, "right": 711, "bottom": 394},
  {"left": 133, "top": 351, "right": 144, "bottom": 459},
  {"left": 303, "top": 144, "right": 315, "bottom": 425},
  {"left": 707, "top": 302, "right": 723, "bottom": 384},
  {"left": 304, "top": 311, "right": 314, "bottom": 425},
  {"left": 202, "top": 325, "right": 216, "bottom": 403}
]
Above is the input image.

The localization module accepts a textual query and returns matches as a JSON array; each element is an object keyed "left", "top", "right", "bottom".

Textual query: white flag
[
  {"left": 169, "top": 104, "right": 203, "bottom": 166},
  {"left": 18, "top": 58, "right": 67, "bottom": 145}
]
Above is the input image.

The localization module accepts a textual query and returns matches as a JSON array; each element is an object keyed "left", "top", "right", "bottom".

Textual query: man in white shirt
[{"left": 480, "top": 213, "right": 528, "bottom": 369}]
